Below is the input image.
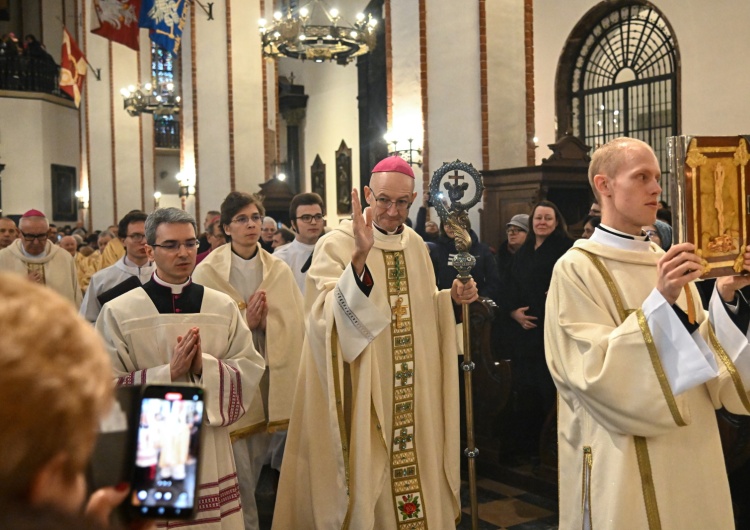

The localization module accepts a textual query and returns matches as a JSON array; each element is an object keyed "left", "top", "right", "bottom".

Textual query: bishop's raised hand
[{"left": 351, "top": 188, "right": 374, "bottom": 276}]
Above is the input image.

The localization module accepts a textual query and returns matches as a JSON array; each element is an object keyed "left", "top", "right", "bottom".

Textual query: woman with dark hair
[{"left": 499, "top": 200, "right": 573, "bottom": 462}]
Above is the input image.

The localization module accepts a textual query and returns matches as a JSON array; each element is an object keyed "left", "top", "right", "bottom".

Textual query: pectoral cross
[
  {"left": 395, "top": 362, "right": 413, "bottom": 386},
  {"left": 392, "top": 296, "right": 408, "bottom": 328},
  {"left": 393, "top": 428, "right": 413, "bottom": 451}
]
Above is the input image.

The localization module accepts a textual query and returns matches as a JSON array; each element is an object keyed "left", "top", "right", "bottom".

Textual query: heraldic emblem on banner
[
  {"left": 139, "top": 0, "right": 188, "bottom": 55},
  {"left": 92, "top": 0, "right": 142, "bottom": 50},
  {"left": 59, "top": 29, "right": 87, "bottom": 107}
]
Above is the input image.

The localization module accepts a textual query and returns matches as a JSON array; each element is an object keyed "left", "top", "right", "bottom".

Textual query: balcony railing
[{"left": 0, "top": 55, "right": 68, "bottom": 99}]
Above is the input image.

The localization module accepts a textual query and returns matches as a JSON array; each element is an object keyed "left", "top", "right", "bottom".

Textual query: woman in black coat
[{"left": 500, "top": 200, "right": 573, "bottom": 460}]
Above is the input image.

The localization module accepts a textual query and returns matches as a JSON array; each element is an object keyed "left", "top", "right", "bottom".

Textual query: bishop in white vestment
[{"left": 274, "top": 157, "right": 478, "bottom": 529}]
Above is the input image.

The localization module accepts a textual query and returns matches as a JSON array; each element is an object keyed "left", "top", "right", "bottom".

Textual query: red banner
[
  {"left": 91, "top": 0, "right": 142, "bottom": 51},
  {"left": 59, "top": 29, "right": 87, "bottom": 108}
]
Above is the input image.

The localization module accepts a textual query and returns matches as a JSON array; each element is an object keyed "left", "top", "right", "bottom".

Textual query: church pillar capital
[{"left": 282, "top": 108, "right": 306, "bottom": 126}]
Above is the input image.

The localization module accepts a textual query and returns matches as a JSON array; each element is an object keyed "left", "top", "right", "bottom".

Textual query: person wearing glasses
[
  {"left": 273, "top": 192, "right": 326, "bottom": 294},
  {"left": 79, "top": 211, "right": 155, "bottom": 323},
  {"left": 0, "top": 209, "right": 81, "bottom": 306},
  {"left": 275, "top": 156, "right": 478, "bottom": 529},
  {"left": 193, "top": 192, "right": 304, "bottom": 530},
  {"left": 96, "top": 207, "right": 266, "bottom": 530}
]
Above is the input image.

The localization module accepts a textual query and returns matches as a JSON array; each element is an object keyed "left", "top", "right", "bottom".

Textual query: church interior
[{"left": 2, "top": 0, "right": 750, "bottom": 528}]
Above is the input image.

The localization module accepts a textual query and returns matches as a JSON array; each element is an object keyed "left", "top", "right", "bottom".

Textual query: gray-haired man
[{"left": 95, "top": 207, "right": 266, "bottom": 530}]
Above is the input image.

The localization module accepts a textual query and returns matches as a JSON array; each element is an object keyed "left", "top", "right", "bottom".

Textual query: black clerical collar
[
  {"left": 231, "top": 244, "right": 259, "bottom": 261},
  {"left": 597, "top": 224, "right": 634, "bottom": 240},
  {"left": 152, "top": 272, "right": 192, "bottom": 294},
  {"left": 142, "top": 277, "right": 204, "bottom": 314}
]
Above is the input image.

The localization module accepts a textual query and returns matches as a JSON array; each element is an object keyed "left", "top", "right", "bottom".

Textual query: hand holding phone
[{"left": 130, "top": 385, "right": 205, "bottom": 519}]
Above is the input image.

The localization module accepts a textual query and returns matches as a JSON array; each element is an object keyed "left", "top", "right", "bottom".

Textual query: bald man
[
  {"left": 59, "top": 235, "right": 77, "bottom": 257},
  {"left": 275, "top": 156, "right": 478, "bottom": 529},
  {"left": 546, "top": 136, "right": 750, "bottom": 528}
]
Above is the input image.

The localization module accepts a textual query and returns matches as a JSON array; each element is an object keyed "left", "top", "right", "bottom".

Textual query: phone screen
[{"left": 130, "top": 386, "right": 204, "bottom": 519}]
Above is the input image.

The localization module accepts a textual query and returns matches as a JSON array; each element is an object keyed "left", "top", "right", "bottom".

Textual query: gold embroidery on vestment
[
  {"left": 572, "top": 248, "right": 666, "bottom": 530},
  {"left": 708, "top": 325, "right": 750, "bottom": 413},
  {"left": 383, "top": 250, "right": 428, "bottom": 528}
]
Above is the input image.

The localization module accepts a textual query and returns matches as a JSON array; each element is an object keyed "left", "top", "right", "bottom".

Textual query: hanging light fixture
[
  {"left": 259, "top": 0, "right": 378, "bottom": 65},
  {"left": 120, "top": 82, "right": 181, "bottom": 117}
]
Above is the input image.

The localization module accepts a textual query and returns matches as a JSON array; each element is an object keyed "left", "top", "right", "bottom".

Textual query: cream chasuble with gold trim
[
  {"left": 193, "top": 244, "right": 305, "bottom": 438},
  {"left": 546, "top": 234, "right": 750, "bottom": 530},
  {"left": 274, "top": 221, "right": 461, "bottom": 530}
]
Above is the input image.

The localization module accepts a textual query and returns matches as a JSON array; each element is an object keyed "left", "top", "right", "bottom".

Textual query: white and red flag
[
  {"left": 91, "top": 0, "right": 142, "bottom": 51},
  {"left": 59, "top": 28, "right": 87, "bottom": 108}
]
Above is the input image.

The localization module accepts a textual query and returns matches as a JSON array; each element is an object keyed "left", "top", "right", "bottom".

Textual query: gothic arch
[{"left": 555, "top": 0, "right": 681, "bottom": 167}]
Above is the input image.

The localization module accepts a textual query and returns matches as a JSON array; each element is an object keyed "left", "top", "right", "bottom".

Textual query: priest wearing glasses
[
  {"left": 96, "top": 207, "right": 266, "bottom": 530},
  {"left": 274, "top": 156, "right": 478, "bottom": 529},
  {"left": 193, "top": 192, "right": 304, "bottom": 530},
  {"left": 0, "top": 209, "right": 81, "bottom": 306}
]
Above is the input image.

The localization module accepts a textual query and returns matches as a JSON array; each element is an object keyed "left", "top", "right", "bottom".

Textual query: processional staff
[{"left": 430, "top": 160, "right": 483, "bottom": 530}]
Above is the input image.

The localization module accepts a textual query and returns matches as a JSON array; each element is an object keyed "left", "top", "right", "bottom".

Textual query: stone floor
[
  {"left": 256, "top": 467, "right": 558, "bottom": 529},
  {"left": 456, "top": 477, "right": 558, "bottom": 530}
]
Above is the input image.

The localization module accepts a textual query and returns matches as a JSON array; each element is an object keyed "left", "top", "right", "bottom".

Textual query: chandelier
[
  {"left": 259, "top": 0, "right": 378, "bottom": 65},
  {"left": 120, "top": 82, "right": 181, "bottom": 117},
  {"left": 385, "top": 133, "right": 423, "bottom": 168}
]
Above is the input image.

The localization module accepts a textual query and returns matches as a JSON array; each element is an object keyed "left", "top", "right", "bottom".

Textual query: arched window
[
  {"left": 556, "top": 1, "right": 679, "bottom": 201},
  {"left": 151, "top": 43, "right": 179, "bottom": 149}
]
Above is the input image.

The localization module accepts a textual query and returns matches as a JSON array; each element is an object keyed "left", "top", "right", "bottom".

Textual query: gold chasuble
[
  {"left": 274, "top": 221, "right": 461, "bottom": 530},
  {"left": 546, "top": 238, "right": 750, "bottom": 530}
]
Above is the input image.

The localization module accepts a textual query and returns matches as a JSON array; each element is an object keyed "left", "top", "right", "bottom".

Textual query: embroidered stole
[{"left": 384, "top": 250, "right": 428, "bottom": 528}]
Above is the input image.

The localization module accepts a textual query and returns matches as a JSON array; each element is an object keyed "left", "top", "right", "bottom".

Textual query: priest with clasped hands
[{"left": 274, "top": 156, "right": 477, "bottom": 529}]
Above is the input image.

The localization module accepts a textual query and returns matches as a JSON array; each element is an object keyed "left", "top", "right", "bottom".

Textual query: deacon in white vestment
[
  {"left": 273, "top": 192, "right": 326, "bottom": 294},
  {"left": 0, "top": 209, "right": 81, "bottom": 306},
  {"left": 546, "top": 137, "right": 750, "bottom": 529},
  {"left": 80, "top": 211, "right": 154, "bottom": 322},
  {"left": 274, "top": 157, "right": 478, "bottom": 529},
  {"left": 96, "top": 208, "right": 265, "bottom": 530},
  {"left": 193, "top": 191, "right": 304, "bottom": 530}
]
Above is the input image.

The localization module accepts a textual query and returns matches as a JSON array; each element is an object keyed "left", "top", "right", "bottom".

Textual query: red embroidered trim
[
  {"left": 218, "top": 359, "right": 226, "bottom": 426},
  {"left": 116, "top": 371, "right": 136, "bottom": 387},
  {"left": 226, "top": 363, "right": 243, "bottom": 425}
]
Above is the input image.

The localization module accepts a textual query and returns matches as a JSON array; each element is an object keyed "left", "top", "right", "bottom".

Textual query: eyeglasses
[
  {"left": 20, "top": 231, "right": 48, "bottom": 242},
  {"left": 126, "top": 233, "right": 146, "bottom": 242},
  {"left": 150, "top": 239, "right": 199, "bottom": 252},
  {"left": 296, "top": 214, "right": 325, "bottom": 223},
  {"left": 506, "top": 227, "right": 525, "bottom": 235},
  {"left": 644, "top": 229, "right": 659, "bottom": 239},
  {"left": 374, "top": 197, "right": 411, "bottom": 211},
  {"left": 230, "top": 215, "right": 262, "bottom": 226}
]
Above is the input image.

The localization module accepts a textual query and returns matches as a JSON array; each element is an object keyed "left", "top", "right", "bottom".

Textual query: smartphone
[{"left": 128, "top": 385, "right": 205, "bottom": 519}]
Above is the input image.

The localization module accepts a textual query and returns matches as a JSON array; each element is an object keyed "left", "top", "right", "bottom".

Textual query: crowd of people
[
  {"left": 2, "top": 140, "right": 750, "bottom": 529},
  {"left": 0, "top": 33, "right": 58, "bottom": 93}
]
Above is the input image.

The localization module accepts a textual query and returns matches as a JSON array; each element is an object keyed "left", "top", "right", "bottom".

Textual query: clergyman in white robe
[{"left": 97, "top": 275, "right": 266, "bottom": 530}]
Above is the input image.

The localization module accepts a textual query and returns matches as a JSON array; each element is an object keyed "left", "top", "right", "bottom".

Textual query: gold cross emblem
[{"left": 392, "top": 296, "right": 408, "bottom": 328}]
